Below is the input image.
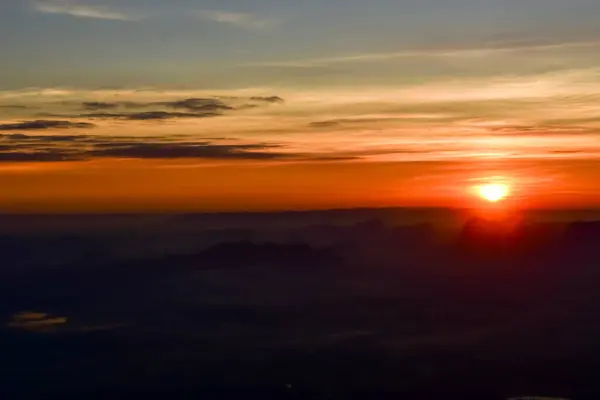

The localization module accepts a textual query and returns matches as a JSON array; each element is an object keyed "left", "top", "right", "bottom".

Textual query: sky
[{"left": 2, "top": 0, "right": 600, "bottom": 212}]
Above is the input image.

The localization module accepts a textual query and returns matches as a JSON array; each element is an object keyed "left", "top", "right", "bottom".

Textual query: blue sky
[{"left": 2, "top": 0, "right": 600, "bottom": 88}]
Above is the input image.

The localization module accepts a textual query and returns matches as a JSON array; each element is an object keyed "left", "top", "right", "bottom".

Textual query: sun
[{"left": 476, "top": 183, "right": 510, "bottom": 203}]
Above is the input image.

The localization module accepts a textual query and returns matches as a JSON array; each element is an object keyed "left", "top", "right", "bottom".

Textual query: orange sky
[
  {"left": 2, "top": 156, "right": 599, "bottom": 213},
  {"left": 2, "top": 75, "right": 600, "bottom": 212}
]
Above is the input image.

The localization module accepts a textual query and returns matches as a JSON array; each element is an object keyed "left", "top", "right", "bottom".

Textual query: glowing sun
[{"left": 476, "top": 183, "right": 510, "bottom": 203}]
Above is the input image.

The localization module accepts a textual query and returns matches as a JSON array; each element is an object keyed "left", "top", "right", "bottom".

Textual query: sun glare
[{"left": 477, "top": 183, "right": 510, "bottom": 203}]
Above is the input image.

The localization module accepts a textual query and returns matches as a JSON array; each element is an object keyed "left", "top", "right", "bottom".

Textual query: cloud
[
  {"left": 307, "top": 156, "right": 362, "bottom": 162},
  {"left": 254, "top": 40, "right": 600, "bottom": 67},
  {"left": 157, "top": 98, "right": 235, "bottom": 112},
  {"left": 79, "top": 101, "right": 151, "bottom": 110},
  {"left": 473, "top": 124, "right": 594, "bottom": 136},
  {"left": 0, "top": 133, "right": 296, "bottom": 162},
  {"left": 0, "top": 133, "right": 91, "bottom": 142},
  {"left": 0, "top": 132, "right": 377, "bottom": 163},
  {"left": 0, "top": 120, "right": 95, "bottom": 131},
  {"left": 37, "top": 95, "right": 284, "bottom": 120},
  {"left": 309, "top": 121, "right": 342, "bottom": 128},
  {"left": 309, "top": 118, "right": 396, "bottom": 128},
  {"left": 549, "top": 150, "right": 586, "bottom": 154},
  {"left": 82, "top": 101, "right": 119, "bottom": 111},
  {"left": 87, "top": 143, "right": 288, "bottom": 160},
  {"left": 80, "top": 97, "right": 284, "bottom": 113},
  {"left": 197, "top": 10, "right": 276, "bottom": 29},
  {"left": 82, "top": 111, "right": 221, "bottom": 120},
  {"left": 4, "top": 129, "right": 594, "bottom": 164},
  {"left": 250, "top": 96, "right": 285, "bottom": 104},
  {"left": 3, "top": 82, "right": 598, "bottom": 166},
  {"left": 33, "top": 0, "right": 141, "bottom": 21},
  {"left": 0, "top": 151, "right": 77, "bottom": 162},
  {"left": 0, "top": 105, "right": 28, "bottom": 109},
  {"left": 309, "top": 115, "right": 453, "bottom": 128},
  {"left": 124, "top": 111, "right": 219, "bottom": 121}
]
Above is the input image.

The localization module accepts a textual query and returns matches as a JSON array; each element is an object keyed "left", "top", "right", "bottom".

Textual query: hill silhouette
[{"left": 2, "top": 212, "right": 600, "bottom": 399}]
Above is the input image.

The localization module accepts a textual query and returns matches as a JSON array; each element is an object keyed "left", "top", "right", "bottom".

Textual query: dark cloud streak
[
  {"left": 250, "top": 96, "right": 284, "bottom": 103},
  {"left": 0, "top": 131, "right": 449, "bottom": 163},
  {"left": 157, "top": 98, "right": 234, "bottom": 112},
  {"left": 0, "top": 133, "right": 294, "bottom": 162},
  {"left": 124, "top": 111, "right": 220, "bottom": 120},
  {"left": 310, "top": 121, "right": 342, "bottom": 128},
  {"left": 87, "top": 143, "right": 286, "bottom": 160},
  {"left": 0, "top": 151, "right": 79, "bottom": 162},
  {"left": 0, "top": 120, "right": 95, "bottom": 131},
  {"left": 57, "top": 111, "right": 222, "bottom": 120},
  {"left": 0, "top": 105, "right": 29, "bottom": 109},
  {"left": 10, "top": 95, "right": 285, "bottom": 123},
  {"left": 487, "top": 125, "right": 591, "bottom": 135},
  {"left": 0, "top": 133, "right": 92, "bottom": 142},
  {"left": 82, "top": 102, "right": 119, "bottom": 111}
]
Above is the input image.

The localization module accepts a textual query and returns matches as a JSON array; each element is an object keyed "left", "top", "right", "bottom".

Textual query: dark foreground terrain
[{"left": 2, "top": 211, "right": 600, "bottom": 399}]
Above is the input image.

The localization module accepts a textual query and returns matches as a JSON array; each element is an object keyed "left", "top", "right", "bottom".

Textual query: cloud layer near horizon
[
  {"left": 1, "top": 15, "right": 600, "bottom": 207},
  {"left": 1, "top": 67, "right": 600, "bottom": 166}
]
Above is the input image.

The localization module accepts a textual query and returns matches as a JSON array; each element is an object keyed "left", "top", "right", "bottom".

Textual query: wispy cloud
[
  {"left": 253, "top": 40, "right": 600, "bottom": 67},
  {"left": 197, "top": 10, "right": 277, "bottom": 29},
  {"left": 33, "top": 0, "right": 141, "bottom": 21}
]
